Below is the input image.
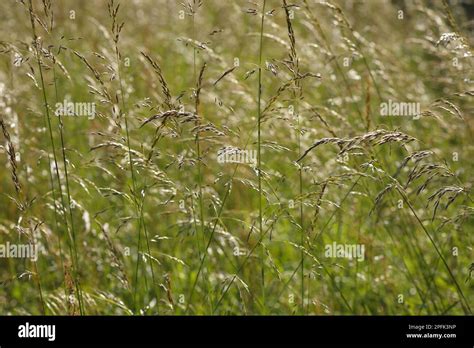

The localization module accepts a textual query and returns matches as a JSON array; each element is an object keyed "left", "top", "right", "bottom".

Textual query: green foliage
[{"left": 0, "top": 0, "right": 472, "bottom": 315}]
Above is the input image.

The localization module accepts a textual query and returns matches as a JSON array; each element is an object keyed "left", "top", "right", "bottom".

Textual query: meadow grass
[{"left": 0, "top": 0, "right": 472, "bottom": 315}]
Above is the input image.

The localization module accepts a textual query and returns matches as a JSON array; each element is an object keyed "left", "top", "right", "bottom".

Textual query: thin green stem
[
  {"left": 396, "top": 186, "right": 471, "bottom": 314},
  {"left": 257, "top": 0, "right": 267, "bottom": 310},
  {"left": 27, "top": 0, "right": 84, "bottom": 315}
]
